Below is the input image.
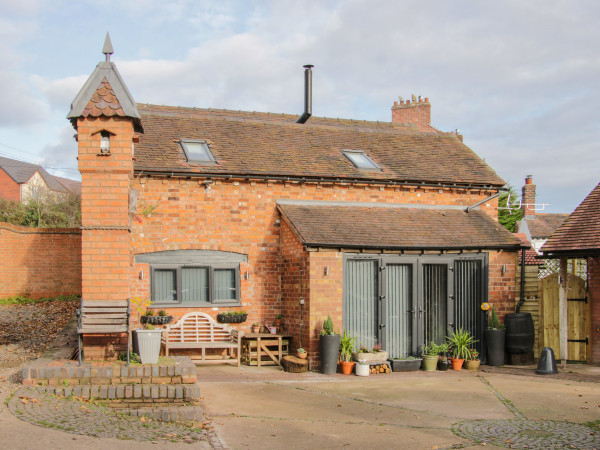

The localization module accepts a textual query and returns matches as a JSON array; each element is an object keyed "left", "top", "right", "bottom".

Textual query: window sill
[{"left": 149, "top": 302, "right": 242, "bottom": 309}]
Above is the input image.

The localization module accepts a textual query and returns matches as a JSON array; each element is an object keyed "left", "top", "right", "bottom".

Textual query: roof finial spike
[{"left": 102, "top": 32, "right": 114, "bottom": 62}]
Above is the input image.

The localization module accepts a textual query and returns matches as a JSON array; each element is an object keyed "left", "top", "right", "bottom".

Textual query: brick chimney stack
[
  {"left": 392, "top": 96, "right": 431, "bottom": 132},
  {"left": 522, "top": 175, "right": 536, "bottom": 217}
]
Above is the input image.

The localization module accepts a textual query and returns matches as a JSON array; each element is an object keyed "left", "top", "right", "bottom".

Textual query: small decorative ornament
[{"left": 481, "top": 302, "right": 490, "bottom": 311}]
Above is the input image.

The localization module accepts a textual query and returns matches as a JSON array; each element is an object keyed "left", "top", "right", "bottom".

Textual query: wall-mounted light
[
  {"left": 244, "top": 270, "right": 250, "bottom": 280},
  {"left": 324, "top": 266, "right": 329, "bottom": 276},
  {"left": 501, "top": 265, "right": 506, "bottom": 275},
  {"left": 139, "top": 270, "right": 144, "bottom": 280}
]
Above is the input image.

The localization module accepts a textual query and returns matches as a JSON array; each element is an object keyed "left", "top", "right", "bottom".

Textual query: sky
[{"left": 1, "top": 0, "right": 598, "bottom": 214}]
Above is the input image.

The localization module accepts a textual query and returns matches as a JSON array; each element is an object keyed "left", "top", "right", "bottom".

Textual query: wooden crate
[{"left": 242, "top": 336, "right": 290, "bottom": 366}]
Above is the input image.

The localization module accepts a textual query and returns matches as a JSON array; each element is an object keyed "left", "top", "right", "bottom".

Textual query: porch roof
[
  {"left": 540, "top": 181, "right": 600, "bottom": 258},
  {"left": 277, "top": 201, "right": 524, "bottom": 251}
]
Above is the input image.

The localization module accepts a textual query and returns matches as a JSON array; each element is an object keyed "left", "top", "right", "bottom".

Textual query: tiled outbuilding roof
[
  {"left": 518, "top": 213, "right": 569, "bottom": 239},
  {"left": 540, "top": 182, "right": 600, "bottom": 257},
  {"left": 133, "top": 104, "right": 506, "bottom": 188},
  {"left": 277, "top": 201, "right": 523, "bottom": 250}
]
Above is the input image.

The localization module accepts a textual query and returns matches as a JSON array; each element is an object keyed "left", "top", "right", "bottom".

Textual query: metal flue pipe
[{"left": 296, "top": 65, "right": 313, "bottom": 124}]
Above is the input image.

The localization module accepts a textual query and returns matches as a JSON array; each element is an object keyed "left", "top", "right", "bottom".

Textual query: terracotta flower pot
[
  {"left": 340, "top": 361, "right": 355, "bottom": 375},
  {"left": 450, "top": 358, "right": 464, "bottom": 370}
]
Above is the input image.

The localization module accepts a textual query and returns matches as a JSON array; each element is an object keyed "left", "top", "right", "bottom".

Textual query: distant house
[
  {"left": 517, "top": 175, "right": 569, "bottom": 253},
  {"left": 0, "top": 155, "right": 81, "bottom": 203},
  {"left": 69, "top": 37, "right": 525, "bottom": 364}
]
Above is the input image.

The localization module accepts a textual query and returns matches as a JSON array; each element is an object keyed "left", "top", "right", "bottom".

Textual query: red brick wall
[
  {"left": 280, "top": 220, "right": 310, "bottom": 357},
  {"left": 130, "top": 177, "right": 500, "bottom": 326},
  {"left": 0, "top": 169, "right": 20, "bottom": 202},
  {"left": 0, "top": 222, "right": 81, "bottom": 298},
  {"left": 488, "top": 250, "right": 519, "bottom": 322},
  {"left": 78, "top": 116, "right": 134, "bottom": 302},
  {"left": 589, "top": 257, "right": 600, "bottom": 364}
]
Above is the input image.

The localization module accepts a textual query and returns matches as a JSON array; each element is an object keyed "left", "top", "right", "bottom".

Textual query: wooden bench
[
  {"left": 162, "top": 312, "right": 243, "bottom": 366},
  {"left": 77, "top": 299, "right": 130, "bottom": 365}
]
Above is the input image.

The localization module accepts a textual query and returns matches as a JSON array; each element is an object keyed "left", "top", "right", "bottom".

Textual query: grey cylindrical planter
[
  {"left": 320, "top": 334, "right": 341, "bottom": 374},
  {"left": 135, "top": 329, "right": 163, "bottom": 364},
  {"left": 486, "top": 329, "right": 506, "bottom": 366}
]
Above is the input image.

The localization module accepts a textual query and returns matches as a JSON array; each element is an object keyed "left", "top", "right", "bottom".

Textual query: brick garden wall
[{"left": 0, "top": 222, "right": 81, "bottom": 298}]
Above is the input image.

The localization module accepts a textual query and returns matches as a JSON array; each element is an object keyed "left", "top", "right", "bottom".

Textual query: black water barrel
[{"left": 505, "top": 313, "right": 535, "bottom": 353}]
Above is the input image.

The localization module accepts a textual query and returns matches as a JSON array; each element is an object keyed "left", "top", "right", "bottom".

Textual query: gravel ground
[{"left": 0, "top": 300, "right": 78, "bottom": 367}]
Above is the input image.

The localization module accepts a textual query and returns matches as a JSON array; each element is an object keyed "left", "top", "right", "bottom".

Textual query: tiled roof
[
  {"left": 277, "top": 202, "right": 523, "bottom": 250},
  {"left": 519, "top": 213, "right": 569, "bottom": 239},
  {"left": 82, "top": 78, "right": 125, "bottom": 118},
  {"left": 540, "top": 182, "right": 600, "bottom": 257},
  {"left": 0, "top": 156, "right": 68, "bottom": 193},
  {"left": 54, "top": 176, "right": 81, "bottom": 195},
  {"left": 68, "top": 61, "right": 141, "bottom": 131},
  {"left": 133, "top": 104, "right": 506, "bottom": 188}
]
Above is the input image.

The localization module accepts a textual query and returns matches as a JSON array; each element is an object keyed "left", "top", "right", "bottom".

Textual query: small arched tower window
[{"left": 100, "top": 131, "right": 111, "bottom": 154}]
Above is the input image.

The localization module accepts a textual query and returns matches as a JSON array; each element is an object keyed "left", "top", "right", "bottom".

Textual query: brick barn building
[{"left": 70, "top": 37, "right": 523, "bottom": 366}]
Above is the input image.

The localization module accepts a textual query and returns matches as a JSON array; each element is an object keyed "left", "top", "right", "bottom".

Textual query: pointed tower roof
[{"left": 68, "top": 33, "right": 142, "bottom": 131}]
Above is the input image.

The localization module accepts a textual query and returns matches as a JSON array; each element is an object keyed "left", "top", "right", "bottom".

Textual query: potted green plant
[
  {"left": 141, "top": 309, "right": 173, "bottom": 326},
  {"left": 447, "top": 328, "right": 477, "bottom": 371},
  {"left": 435, "top": 342, "right": 450, "bottom": 371},
  {"left": 217, "top": 310, "right": 248, "bottom": 324},
  {"left": 297, "top": 347, "right": 307, "bottom": 359},
  {"left": 352, "top": 343, "right": 389, "bottom": 363},
  {"left": 252, "top": 323, "right": 261, "bottom": 334},
  {"left": 355, "top": 359, "right": 370, "bottom": 377},
  {"left": 486, "top": 305, "right": 505, "bottom": 366},
  {"left": 421, "top": 342, "right": 439, "bottom": 371},
  {"left": 275, "top": 314, "right": 283, "bottom": 327},
  {"left": 319, "top": 315, "right": 340, "bottom": 374},
  {"left": 339, "top": 330, "right": 356, "bottom": 375},
  {"left": 465, "top": 348, "right": 480, "bottom": 371}
]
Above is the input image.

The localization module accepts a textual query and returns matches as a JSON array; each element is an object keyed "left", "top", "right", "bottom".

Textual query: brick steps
[{"left": 21, "top": 356, "right": 202, "bottom": 422}]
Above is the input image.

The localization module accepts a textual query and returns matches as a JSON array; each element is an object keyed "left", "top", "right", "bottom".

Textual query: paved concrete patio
[
  {"left": 197, "top": 364, "right": 600, "bottom": 449},
  {"left": 1, "top": 361, "right": 600, "bottom": 449}
]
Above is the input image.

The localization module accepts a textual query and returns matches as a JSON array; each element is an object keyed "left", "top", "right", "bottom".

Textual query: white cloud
[
  {"left": 0, "top": 71, "right": 49, "bottom": 126},
  {"left": 40, "top": 124, "right": 79, "bottom": 180}
]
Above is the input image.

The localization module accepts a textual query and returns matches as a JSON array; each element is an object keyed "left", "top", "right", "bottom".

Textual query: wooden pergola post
[{"left": 559, "top": 257, "right": 569, "bottom": 368}]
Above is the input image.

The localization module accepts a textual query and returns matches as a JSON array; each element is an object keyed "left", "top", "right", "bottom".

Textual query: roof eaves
[{"left": 134, "top": 168, "right": 504, "bottom": 190}]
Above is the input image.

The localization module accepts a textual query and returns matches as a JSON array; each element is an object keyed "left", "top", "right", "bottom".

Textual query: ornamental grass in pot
[
  {"left": 339, "top": 329, "right": 356, "bottom": 375},
  {"left": 447, "top": 328, "right": 477, "bottom": 371}
]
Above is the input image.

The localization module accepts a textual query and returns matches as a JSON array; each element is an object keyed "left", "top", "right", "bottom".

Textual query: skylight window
[
  {"left": 342, "top": 150, "right": 381, "bottom": 170},
  {"left": 180, "top": 139, "right": 216, "bottom": 164}
]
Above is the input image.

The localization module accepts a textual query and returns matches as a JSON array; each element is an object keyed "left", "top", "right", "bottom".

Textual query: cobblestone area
[
  {"left": 7, "top": 385, "right": 221, "bottom": 446},
  {"left": 453, "top": 419, "right": 600, "bottom": 449}
]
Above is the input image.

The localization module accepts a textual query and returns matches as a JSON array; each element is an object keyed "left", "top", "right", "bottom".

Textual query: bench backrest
[
  {"left": 78, "top": 299, "right": 130, "bottom": 334},
  {"left": 164, "top": 312, "right": 236, "bottom": 343}
]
